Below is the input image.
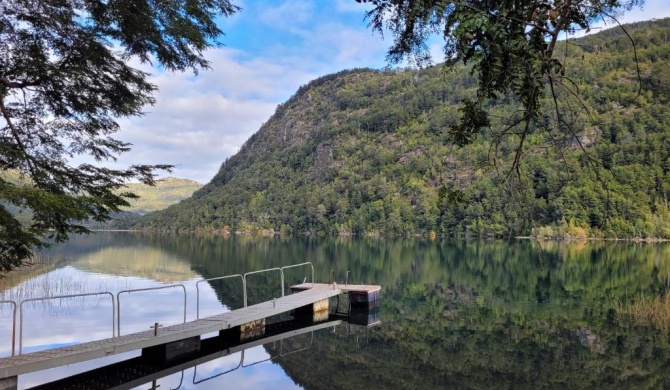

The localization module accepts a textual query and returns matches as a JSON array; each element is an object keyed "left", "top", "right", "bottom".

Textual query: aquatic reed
[{"left": 618, "top": 292, "right": 670, "bottom": 334}]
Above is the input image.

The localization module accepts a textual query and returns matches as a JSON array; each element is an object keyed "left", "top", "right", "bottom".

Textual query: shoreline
[
  {"left": 93, "top": 230, "right": 670, "bottom": 243},
  {"left": 516, "top": 236, "right": 670, "bottom": 243}
]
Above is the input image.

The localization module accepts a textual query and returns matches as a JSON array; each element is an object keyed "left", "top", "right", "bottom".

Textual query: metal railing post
[
  {"left": 280, "top": 332, "right": 314, "bottom": 357},
  {"left": 241, "top": 345, "right": 280, "bottom": 367},
  {"left": 195, "top": 274, "right": 244, "bottom": 319},
  {"left": 0, "top": 300, "right": 17, "bottom": 356},
  {"left": 243, "top": 277, "right": 247, "bottom": 308},
  {"left": 242, "top": 268, "right": 282, "bottom": 307},
  {"left": 116, "top": 284, "right": 186, "bottom": 336},
  {"left": 279, "top": 262, "right": 315, "bottom": 295}
]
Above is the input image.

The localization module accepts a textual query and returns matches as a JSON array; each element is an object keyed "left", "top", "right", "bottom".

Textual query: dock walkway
[
  {"left": 31, "top": 319, "right": 346, "bottom": 390},
  {"left": 0, "top": 283, "right": 354, "bottom": 380}
]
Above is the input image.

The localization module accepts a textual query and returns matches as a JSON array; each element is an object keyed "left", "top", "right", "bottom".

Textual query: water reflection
[
  {"left": 193, "top": 352, "right": 243, "bottom": 385},
  {"left": 0, "top": 234, "right": 227, "bottom": 361},
  {"left": 2, "top": 232, "right": 670, "bottom": 388},
  {"left": 71, "top": 246, "right": 196, "bottom": 283},
  {"left": 29, "top": 316, "right": 363, "bottom": 390}
]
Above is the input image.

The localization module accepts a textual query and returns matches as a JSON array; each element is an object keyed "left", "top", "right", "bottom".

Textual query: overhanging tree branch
[{"left": 0, "top": 0, "right": 239, "bottom": 272}]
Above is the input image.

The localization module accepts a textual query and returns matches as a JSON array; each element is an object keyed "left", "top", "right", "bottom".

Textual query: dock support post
[
  {"left": 141, "top": 336, "right": 201, "bottom": 362},
  {"left": 348, "top": 290, "right": 380, "bottom": 308},
  {"left": 294, "top": 298, "right": 329, "bottom": 322},
  {"left": 240, "top": 319, "right": 266, "bottom": 341},
  {"left": 0, "top": 376, "right": 17, "bottom": 390},
  {"left": 218, "top": 319, "right": 267, "bottom": 342}
]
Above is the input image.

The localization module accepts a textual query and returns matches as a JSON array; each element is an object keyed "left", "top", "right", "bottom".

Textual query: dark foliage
[{"left": 0, "top": 0, "right": 239, "bottom": 272}]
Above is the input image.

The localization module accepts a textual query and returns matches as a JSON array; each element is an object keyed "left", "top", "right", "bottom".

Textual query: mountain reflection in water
[{"left": 1, "top": 232, "right": 669, "bottom": 389}]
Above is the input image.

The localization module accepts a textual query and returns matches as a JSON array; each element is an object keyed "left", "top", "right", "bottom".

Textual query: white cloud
[
  {"left": 90, "top": 1, "right": 667, "bottom": 185},
  {"left": 102, "top": 19, "right": 393, "bottom": 184},
  {"left": 306, "top": 22, "right": 388, "bottom": 66},
  {"left": 614, "top": 0, "right": 670, "bottom": 23},
  {"left": 563, "top": 0, "right": 670, "bottom": 38},
  {"left": 428, "top": 41, "right": 445, "bottom": 64},
  {"left": 258, "top": 0, "right": 315, "bottom": 30},
  {"left": 103, "top": 46, "right": 327, "bottom": 184}
]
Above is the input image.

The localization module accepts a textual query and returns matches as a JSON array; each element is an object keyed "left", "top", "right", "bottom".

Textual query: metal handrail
[
  {"left": 192, "top": 351, "right": 243, "bottom": 384},
  {"left": 195, "top": 274, "right": 244, "bottom": 319},
  {"left": 239, "top": 333, "right": 313, "bottom": 367},
  {"left": 0, "top": 300, "right": 17, "bottom": 356},
  {"left": 170, "top": 370, "right": 184, "bottom": 390},
  {"left": 243, "top": 268, "right": 282, "bottom": 307},
  {"left": 116, "top": 285, "right": 186, "bottom": 336},
  {"left": 19, "top": 292, "right": 115, "bottom": 354},
  {"left": 280, "top": 262, "right": 314, "bottom": 295},
  {"left": 241, "top": 341, "right": 281, "bottom": 367},
  {"left": 279, "top": 332, "right": 314, "bottom": 357}
]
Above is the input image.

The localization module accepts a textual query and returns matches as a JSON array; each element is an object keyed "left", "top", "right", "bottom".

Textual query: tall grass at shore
[{"left": 618, "top": 292, "right": 670, "bottom": 334}]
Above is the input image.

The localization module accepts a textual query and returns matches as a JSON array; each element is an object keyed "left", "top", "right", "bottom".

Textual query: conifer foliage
[{"left": 0, "top": 0, "right": 238, "bottom": 272}]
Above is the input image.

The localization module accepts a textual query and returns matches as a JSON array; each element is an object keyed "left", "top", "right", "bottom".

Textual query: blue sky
[{"left": 110, "top": 0, "right": 670, "bottom": 184}]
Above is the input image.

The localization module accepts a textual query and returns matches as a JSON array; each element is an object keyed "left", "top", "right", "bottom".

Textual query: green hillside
[
  {"left": 82, "top": 177, "right": 202, "bottom": 229},
  {"left": 135, "top": 19, "right": 670, "bottom": 239},
  {"left": 1, "top": 173, "right": 201, "bottom": 228},
  {"left": 122, "top": 177, "right": 202, "bottom": 215}
]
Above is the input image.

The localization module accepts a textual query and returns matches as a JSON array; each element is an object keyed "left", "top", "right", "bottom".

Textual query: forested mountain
[{"left": 136, "top": 19, "right": 670, "bottom": 239}]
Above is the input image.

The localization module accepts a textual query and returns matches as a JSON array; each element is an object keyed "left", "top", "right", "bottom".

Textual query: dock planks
[
  {"left": 0, "top": 283, "right": 379, "bottom": 380},
  {"left": 31, "top": 319, "right": 345, "bottom": 390},
  {"left": 291, "top": 283, "right": 381, "bottom": 293}
]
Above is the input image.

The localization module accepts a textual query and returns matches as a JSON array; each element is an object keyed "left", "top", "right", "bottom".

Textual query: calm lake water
[{"left": 1, "top": 232, "right": 670, "bottom": 389}]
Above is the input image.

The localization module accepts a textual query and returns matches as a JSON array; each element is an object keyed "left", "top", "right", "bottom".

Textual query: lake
[{"left": 1, "top": 232, "right": 669, "bottom": 389}]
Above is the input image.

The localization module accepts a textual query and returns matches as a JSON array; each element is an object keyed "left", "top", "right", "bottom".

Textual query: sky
[{"left": 109, "top": 0, "right": 670, "bottom": 184}]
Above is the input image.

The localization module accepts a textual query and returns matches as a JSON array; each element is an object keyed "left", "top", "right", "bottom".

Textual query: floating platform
[
  {"left": 0, "top": 282, "right": 380, "bottom": 387},
  {"left": 291, "top": 283, "right": 381, "bottom": 308}
]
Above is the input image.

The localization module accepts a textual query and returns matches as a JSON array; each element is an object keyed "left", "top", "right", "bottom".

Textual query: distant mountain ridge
[
  {"left": 123, "top": 177, "right": 203, "bottom": 215},
  {"left": 1, "top": 172, "right": 201, "bottom": 228},
  {"left": 135, "top": 18, "right": 670, "bottom": 239},
  {"left": 85, "top": 177, "right": 202, "bottom": 229}
]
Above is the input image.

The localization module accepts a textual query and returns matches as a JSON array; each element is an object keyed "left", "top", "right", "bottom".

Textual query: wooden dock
[
  {"left": 0, "top": 282, "right": 380, "bottom": 387},
  {"left": 31, "top": 319, "right": 346, "bottom": 390}
]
